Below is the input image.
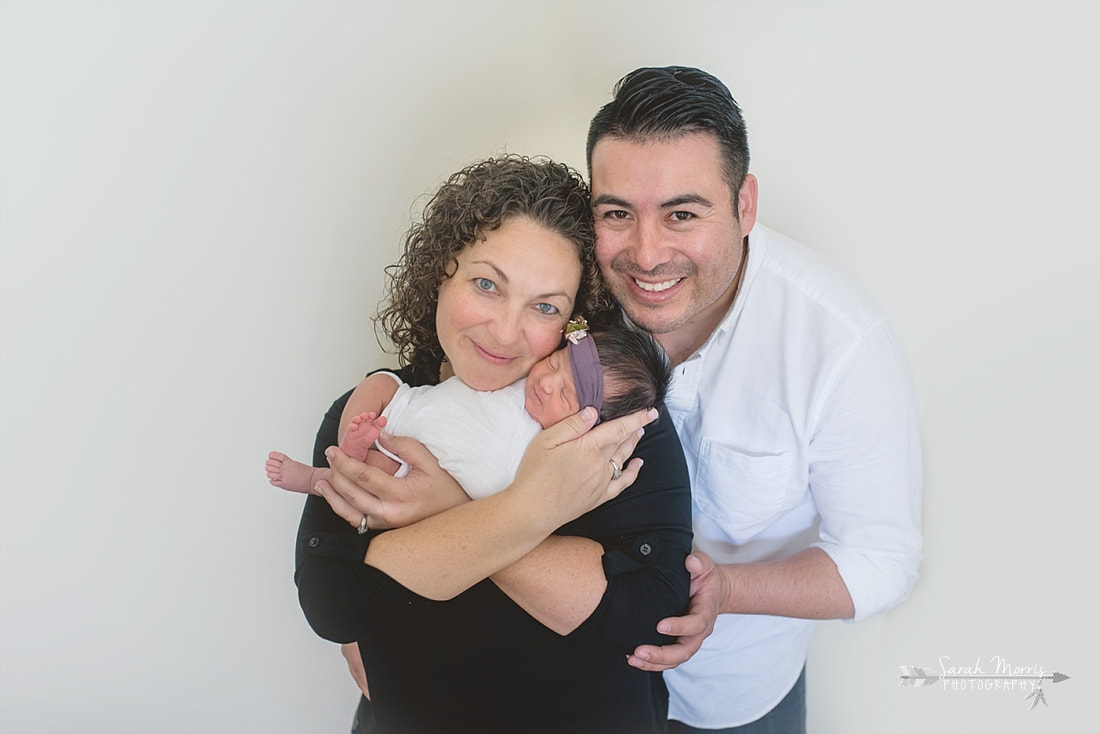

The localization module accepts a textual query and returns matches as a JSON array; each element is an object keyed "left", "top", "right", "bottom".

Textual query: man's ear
[{"left": 736, "top": 173, "right": 758, "bottom": 231}]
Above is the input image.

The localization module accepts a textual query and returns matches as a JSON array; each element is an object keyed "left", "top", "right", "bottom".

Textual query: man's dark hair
[
  {"left": 593, "top": 322, "right": 672, "bottom": 422},
  {"left": 586, "top": 66, "right": 750, "bottom": 205}
]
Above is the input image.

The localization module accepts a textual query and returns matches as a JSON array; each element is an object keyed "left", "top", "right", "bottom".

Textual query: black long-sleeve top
[{"left": 295, "top": 366, "right": 693, "bottom": 734}]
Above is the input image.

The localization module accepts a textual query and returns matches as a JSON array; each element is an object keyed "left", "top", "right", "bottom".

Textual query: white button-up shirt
[{"left": 663, "top": 224, "right": 923, "bottom": 728}]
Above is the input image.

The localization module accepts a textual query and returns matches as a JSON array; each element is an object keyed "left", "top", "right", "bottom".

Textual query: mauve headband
[{"left": 565, "top": 317, "right": 603, "bottom": 424}]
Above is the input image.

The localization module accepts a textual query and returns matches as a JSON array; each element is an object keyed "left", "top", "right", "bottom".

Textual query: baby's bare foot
[
  {"left": 343, "top": 412, "right": 388, "bottom": 461},
  {"left": 266, "top": 451, "right": 320, "bottom": 494}
]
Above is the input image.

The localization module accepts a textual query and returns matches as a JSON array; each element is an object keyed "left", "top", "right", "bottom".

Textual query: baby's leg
[
  {"left": 343, "top": 413, "right": 401, "bottom": 476},
  {"left": 266, "top": 451, "right": 326, "bottom": 494},
  {"left": 341, "top": 412, "right": 388, "bottom": 461}
]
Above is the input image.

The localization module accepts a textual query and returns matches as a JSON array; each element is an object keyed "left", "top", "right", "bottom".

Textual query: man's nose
[{"left": 631, "top": 218, "right": 670, "bottom": 271}]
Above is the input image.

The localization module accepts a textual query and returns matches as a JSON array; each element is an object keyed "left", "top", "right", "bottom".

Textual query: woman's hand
[
  {"left": 512, "top": 406, "right": 658, "bottom": 527},
  {"left": 316, "top": 433, "right": 469, "bottom": 530}
]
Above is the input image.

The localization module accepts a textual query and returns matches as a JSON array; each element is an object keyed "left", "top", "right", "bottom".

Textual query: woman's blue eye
[
  {"left": 535, "top": 303, "right": 559, "bottom": 315},
  {"left": 475, "top": 278, "right": 495, "bottom": 292}
]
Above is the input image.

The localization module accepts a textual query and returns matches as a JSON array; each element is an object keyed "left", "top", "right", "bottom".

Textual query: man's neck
[
  {"left": 656, "top": 308, "right": 728, "bottom": 367},
  {"left": 657, "top": 236, "right": 749, "bottom": 366}
]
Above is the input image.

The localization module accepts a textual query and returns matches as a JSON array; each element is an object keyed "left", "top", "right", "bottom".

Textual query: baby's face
[{"left": 524, "top": 345, "right": 579, "bottom": 428}]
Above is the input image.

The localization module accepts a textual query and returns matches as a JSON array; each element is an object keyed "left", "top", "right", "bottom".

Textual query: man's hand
[
  {"left": 316, "top": 433, "right": 469, "bottom": 530},
  {"left": 340, "top": 642, "right": 370, "bottom": 700},
  {"left": 627, "top": 552, "right": 725, "bottom": 672}
]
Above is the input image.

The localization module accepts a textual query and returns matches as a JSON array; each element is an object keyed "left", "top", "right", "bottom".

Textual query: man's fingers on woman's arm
[
  {"left": 626, "top": 611, "right": 709, "bottom": 671},
  {"left": 626, "top": 635, "right": 701, "bottom": 672}
]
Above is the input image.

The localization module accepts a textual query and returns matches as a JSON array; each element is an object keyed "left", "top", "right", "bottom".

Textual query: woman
[{"left": 294, "top": 155, "right": 692, "bottom": 734}]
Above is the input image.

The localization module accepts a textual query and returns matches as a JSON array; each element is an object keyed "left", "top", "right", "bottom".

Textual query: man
[{"left": 585, "top": 66, "right": 922, "bottom": 732}]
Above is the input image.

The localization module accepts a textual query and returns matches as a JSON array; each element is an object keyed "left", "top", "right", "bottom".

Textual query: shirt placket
[{"left": 666, "top": 351, "right": 705, "bottom": 420}]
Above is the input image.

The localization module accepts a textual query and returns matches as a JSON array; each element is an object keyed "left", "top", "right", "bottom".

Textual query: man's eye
[{"left": 671, "top": 211, "right": 694, "bottom": 221}]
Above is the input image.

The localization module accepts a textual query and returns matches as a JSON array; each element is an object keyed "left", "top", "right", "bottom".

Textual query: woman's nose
[{"left": 488, "top": 308, "right": 522, "bottom": 346}]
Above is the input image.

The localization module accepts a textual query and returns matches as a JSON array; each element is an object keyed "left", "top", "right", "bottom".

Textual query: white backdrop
[{"left": 1, "top": 1, "right": 1097, "bottom": 732}]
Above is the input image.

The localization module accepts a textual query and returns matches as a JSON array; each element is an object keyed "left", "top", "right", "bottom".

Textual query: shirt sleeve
[
  {"left": 565, "top": 403, "right": 694, "bottom": 652},
  {"left": 293, "top": 385, "right": 392, "bottom": 643},
  {"left": 809, "top": 321, "right": 924, "bottom": 621}
]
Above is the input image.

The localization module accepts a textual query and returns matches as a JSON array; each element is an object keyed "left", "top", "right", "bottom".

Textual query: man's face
[{"left": 591, "top": 133, "right": 757, "bottom": 354}]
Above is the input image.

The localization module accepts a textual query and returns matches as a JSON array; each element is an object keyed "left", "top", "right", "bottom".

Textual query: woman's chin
[{"left": 461, "top": 372, "right": 522, "bottom": 392}]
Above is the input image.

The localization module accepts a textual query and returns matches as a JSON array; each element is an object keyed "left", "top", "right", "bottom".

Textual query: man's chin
[{"left": 619, "top": 303, "right": 684, "bottom": 335}]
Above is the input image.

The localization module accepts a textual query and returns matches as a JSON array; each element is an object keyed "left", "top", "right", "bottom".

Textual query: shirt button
[
  {"left": 308, "top": 536, "right": 320, "bottom": 548},
  {"left": 633, "top": 534, "right": 659, "bottom": 561}
]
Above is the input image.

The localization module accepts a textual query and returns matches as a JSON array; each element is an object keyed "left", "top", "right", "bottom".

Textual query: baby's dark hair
[{"left": 592, "top": 324, "right": 672, "bottom": 422}]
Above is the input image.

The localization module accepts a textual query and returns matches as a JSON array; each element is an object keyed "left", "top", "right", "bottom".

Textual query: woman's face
[{"left": 436, "top": 216, "right": 582, "bottom": 391}]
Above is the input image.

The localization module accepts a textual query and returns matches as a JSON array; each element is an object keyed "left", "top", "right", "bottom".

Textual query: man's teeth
[{"left": 635, "top": 277, "right": 682, "bottom": 293}]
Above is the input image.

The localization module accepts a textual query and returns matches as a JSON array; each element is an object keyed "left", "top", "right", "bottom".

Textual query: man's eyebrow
[
  {"left": 592, "top": 193, "right": 715, "bottom": 209},
  {"left": 661, "top": 194, "right": 714, "bottom": 209},
  {"left": 592, "top": 194, "right": 632, "bottom": 208}
]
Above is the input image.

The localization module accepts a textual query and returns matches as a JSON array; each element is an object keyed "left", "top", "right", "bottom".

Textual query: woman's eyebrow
[
  {"left": 470, "top": 260, "right": 573, "bottom": 301},
  {"left": 469, "top": 260, "right": 509, "bottom": 284}
]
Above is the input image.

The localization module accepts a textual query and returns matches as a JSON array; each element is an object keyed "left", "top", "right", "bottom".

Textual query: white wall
[{"left": 1, "top": 1, "right": 1096, "bottom": 732}]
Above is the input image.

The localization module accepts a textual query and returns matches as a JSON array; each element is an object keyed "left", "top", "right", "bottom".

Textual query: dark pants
[
  {"left": 351, "top": 696, "right": 375, "bottom": 734},
  {"left": 668, "top": 667, "right": 806, "bottom": 734}
]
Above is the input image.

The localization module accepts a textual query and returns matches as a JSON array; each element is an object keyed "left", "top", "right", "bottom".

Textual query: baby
[{"left": 266, "top": 318, "right": 670, "bottom": 502}]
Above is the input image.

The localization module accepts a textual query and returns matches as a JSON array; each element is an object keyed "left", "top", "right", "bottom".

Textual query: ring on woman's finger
[
  {"left": 357, "top": 515, "right": 369, "bottom": 535},
  {"left": 609, "top": 458, "right": 623, "bottom": 481}
]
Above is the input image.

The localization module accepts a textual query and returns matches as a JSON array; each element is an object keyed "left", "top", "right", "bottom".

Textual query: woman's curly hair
[{"left": 374, "top": 155, "right": 614, "bottom": 380}]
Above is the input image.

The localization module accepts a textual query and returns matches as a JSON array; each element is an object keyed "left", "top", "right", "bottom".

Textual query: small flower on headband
[{"left": 564, "top": 316, "right": 589, "bottom": 344}]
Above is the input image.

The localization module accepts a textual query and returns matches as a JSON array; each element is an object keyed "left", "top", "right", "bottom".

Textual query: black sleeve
[
  {"left": 563, "top": 402, "right": 693, "bottom": 653},
  {"left": 293, "top": 386, "right": 380, "bottom": 644},
  {"left": 294, "top": 366, "right": 434, "bottom": 643}
]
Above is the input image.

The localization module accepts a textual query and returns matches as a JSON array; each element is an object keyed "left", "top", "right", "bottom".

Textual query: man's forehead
[{"left": 590, "top": 135, "right": 728, "bottom": 206}]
